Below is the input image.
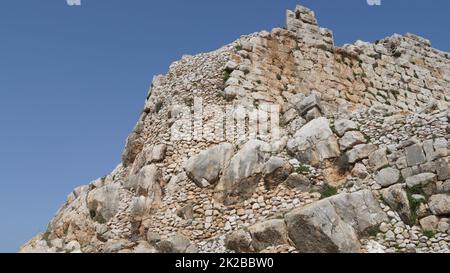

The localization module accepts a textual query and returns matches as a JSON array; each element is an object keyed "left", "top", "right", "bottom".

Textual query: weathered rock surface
[
  {"left": 375, "top": 167, "right": 401, "bottom": 188},
  {"left": 368, "top": 148, "right": 389, "bottom": 171},
  {"left": 405, "top": 173, "right": 437, "bottom": 188},
  {"left": 215, "top": 140, "right": 271, "bottom": 204},
  {"left": 156, "top": 234, "right": 196, "bottom": 253},
  {"left": 248, "top": 219, "right": 289, "bottom": 252},
  {"left": 346, "top": 144, "right": 377, "bottom": 164},
  {"left": 87, "top": 184, "right": 121, "bottom": 223},
  {"left": 185, "top": 143, "right": 234, "bottom": 188},
  {"left": 428, "top": 194, "right": 450, "bottom": 216},
  {"left": 381, "top": 184, "right": 413, "bottom": 225},
  {"left": 419, "top": 216, "right": 439, "bottom": 232},
  {"left": 285, "top": 190, "right": 387, "bottom": 253},
  {"left": 339, "top": 131, "right": 367, "bottom": 151},
  {"left": 225, "top": 230, "right": 254, "bottom": 253},
  {"left": 263, "top": 157, "right": 293, "bottom": 189},
  {"left": 124, "top": 164, "right": 162, "bottom": 197},
  {"left": 130, "top": 144, "right": 167, "bottom": 174},
  {"left": 405, "top": 144, "right": 427, "bottom": 166},
  {"left": 287, "top": 117, "right": 340, "bottom": 165},
  {"left": 334, "top": 119, "right": 358, "bottom": 137},
  {"left": 284, "top": 173, "right": 311, "bottom": 191}
]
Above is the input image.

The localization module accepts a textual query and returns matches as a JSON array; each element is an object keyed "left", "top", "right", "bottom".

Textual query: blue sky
[{"left": 0, "top": 0, "right": 449, "bottom": 252}]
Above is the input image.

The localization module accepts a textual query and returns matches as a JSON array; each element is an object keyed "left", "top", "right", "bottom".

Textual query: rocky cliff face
[{"left": 21, "top": 4, "right": 450, "bottom": 253}]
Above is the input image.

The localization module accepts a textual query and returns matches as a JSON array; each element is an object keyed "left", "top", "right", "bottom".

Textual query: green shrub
[
  {"left": 329, "top": 121, "right": 336, "bottom": 134},
  {"left": 296, "top": 164, "right": 311, "bottom": 174},
  {"left": 223, "top": 71, "right": 231, "bottom": 83},
  {"left": 423, "top": 230, "right": 435, "bottom": 239},
  {"left": 368, "top": 225, "right": 381, "bottom": 237},
  {"left": 320, "top": 184, "right": 338, "bottom": 200},
  {"left": 406, "top": 185, "right": 426, "bottom": 225}
]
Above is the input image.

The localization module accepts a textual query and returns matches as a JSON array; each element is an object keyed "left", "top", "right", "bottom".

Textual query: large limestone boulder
[
  {"left": 124, "top": 164, "right": 162, "bottom": 197},
  {"left": 225, "top": 230, "right": 254, "bottom": 253},
  {"left": 248, "top": 219, "right": 289, "bottom": 252},
  {"left": 285, "top": 197, "right": 361, "bottom": 253},
  {"left": 368, "top": 148, "right": 389, "bottom": 171},
  {"left": 381, "top": 184, "right": 413, "bottom": 224},
  {"left": 65, "top": 240, "right": 82, "bottom": 253},
  {"left": 285, "top": 190, "right": 387, "bottom": 253},
  {"left": 184, "top": 143, "right": 234, "bottom": 188},
  {"left": 375, "top": 167, "right": 401, "bottom": 188},
  {"left": 122, "top": 120, "right": 145, "bottom": 167},
  {"left": 405, "top": 144, "right": 427, "bottom": 167},
  {"left": 419, "top": 215, "right": 439, "bottom": 232},
  {"left": 125, "top": 165, "right": 163, "bottom": 221},
  {"left": 405, "top": 173, "right": 438, "bottom": 196},
  {"left": 215, "top": 140, "right": 271, "bottom": 204},
  {"left": 287, "top": 117, "right": 340, "bottom": 165},
  {"left": 40, "top": 185, "right": 98, "bottom": 247},
  {"left": 428, "top": 194, "right": 450, "bottom": 215},
  {"left": 130, "top": 144, "right": 167, "bottom": 175},
  {"left": 436, "top": 158, "right": 450, "bottom": 181},
  {"left": 346, "top": 144, "right": 377, "bottom": 164},
  {"left": 263, "top": 157, "right": 293, "bottom": 190},
  {"left": 334, "top": 119, "right": 358, "bottom": 137},
  {"left": 295, "top": 94, "right": 322, "bottom": 116},
  {"left": 327, "top": 190, "right": 388, "bottom": 234},
  {"left": 133, "top": 241, "right": 157, "bottom": 253},
  {"left": 156, "top": 234, "right": 197, "bottom": 253},
  {"left": 339, "top": 131, "right": 367, "bottom": 151},
  {"left": 103, "top": 239, "right": 132, "bottom": 253},
  {"left": 130, "top": 195, "right": 161, "bottom": 222},
  {"left": 284, "top": 173, "right": 311, "bottom": 191},
  {"left": 405, "top": 173, "right": 437, "bottom": 188},
  {"left": 86, "top": 184, "right": 121, "bottom": 223}
]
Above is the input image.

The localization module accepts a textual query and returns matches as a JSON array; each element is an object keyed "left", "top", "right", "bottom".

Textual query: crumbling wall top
[{"left": 286, "top": 4, "right": 334, "bottom": 51}]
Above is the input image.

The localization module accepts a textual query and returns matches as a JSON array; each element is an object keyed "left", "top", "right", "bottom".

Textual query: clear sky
[{"left": 0, "top": 0, "right": 449, "bottom": 252}]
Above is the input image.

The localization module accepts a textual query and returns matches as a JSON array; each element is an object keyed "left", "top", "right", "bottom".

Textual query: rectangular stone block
[
  {"left": 405, "top": 144, "right": 427, "bottom": 167},
  {"left": 436, "top": 158, "right": 450, "bottom": 181},
  {"left": 401, "top": 167, "right": 414, "bottom": 178}
]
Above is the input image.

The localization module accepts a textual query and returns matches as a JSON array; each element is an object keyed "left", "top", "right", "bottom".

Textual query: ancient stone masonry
[{"left": 21, "top": 4, "right": 449, "bottom": 254}]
